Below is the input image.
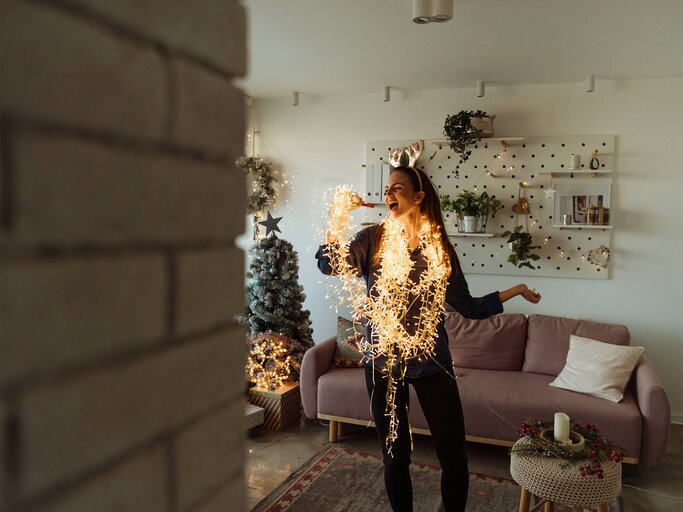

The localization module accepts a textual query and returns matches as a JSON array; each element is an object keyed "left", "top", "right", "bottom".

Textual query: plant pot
[
  {"left": 459, "top": 215, "right": 479, "bottom": 233},
  {"left": 468, "top": 115, "right": 495, "bottom": 139}
]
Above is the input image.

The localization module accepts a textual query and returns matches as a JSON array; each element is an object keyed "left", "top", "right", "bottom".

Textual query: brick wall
[{"left": 0, "top": 1, "right": 247, "bottom": 511}]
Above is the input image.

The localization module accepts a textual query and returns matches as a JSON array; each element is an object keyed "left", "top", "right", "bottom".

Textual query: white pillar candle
[{"left": 554, "top": 412, "right": 570, "bottom": 443}]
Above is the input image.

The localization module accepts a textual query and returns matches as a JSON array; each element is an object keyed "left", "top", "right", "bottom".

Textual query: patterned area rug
[
  {"left": 251, "top": 446, "right": 623, "bottom": 512},
  {"left": 251, "top": 446, "right": 518, "bottom": 511}
]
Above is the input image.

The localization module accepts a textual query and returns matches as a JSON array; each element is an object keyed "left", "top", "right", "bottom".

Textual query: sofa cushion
[
  {"left": 333, "top": 316, "right": 365, "bottom": 368},
  {"left": 444, "top": 312, "right": 527, "bottom": 371},
  {"left": 550, "top": 334, "right": 644, "bottom": 402},
  {"left": 318, "top": 368, "right": 369, "bottom": 420},
  {"left": 449, "top": 367, "right": 642, "bottom": 459},
  {"left": 523, "top": 314, "right": 631, "bottom": 376}
]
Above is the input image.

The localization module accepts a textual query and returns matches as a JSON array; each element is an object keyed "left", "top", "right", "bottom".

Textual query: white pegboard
[{"left": 363, "top": 136, "right": 615, "bottom": 280}]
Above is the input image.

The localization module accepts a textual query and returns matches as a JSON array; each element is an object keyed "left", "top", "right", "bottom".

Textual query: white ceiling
[{"left": 239, "top": 0, "right": 683, "bottom": 98}]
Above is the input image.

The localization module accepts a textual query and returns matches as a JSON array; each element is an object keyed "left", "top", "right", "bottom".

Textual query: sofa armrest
[
  {"left": 300, "top": 336, "right": 337, "bottom": 419},
  {"left": 631, "top": 356, "right": 671, "bottom": 465}
]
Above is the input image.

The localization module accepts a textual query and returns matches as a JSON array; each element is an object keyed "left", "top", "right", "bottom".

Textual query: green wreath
[{"left": 237, "top": 156, "right": 278, "bottom": 214}]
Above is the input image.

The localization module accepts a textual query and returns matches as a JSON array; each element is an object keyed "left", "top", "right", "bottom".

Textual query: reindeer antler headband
[{"left": 388, "top": 140, "right": 425, "bottom": 191}]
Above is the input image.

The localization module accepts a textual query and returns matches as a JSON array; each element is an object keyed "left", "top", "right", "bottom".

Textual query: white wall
[{"left": 253, "top": 78, "right": 683, "bottom": 421}]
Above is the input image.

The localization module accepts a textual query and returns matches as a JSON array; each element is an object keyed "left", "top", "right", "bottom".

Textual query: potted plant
[
  {"left": 502, "top": 225, "right": 541, "bottom": 269},
  {"left": 443, "top": 110, "right": 495, "bottom": 172},
  {"left": 441, "top": 190, "right": 502, "bottom": 233}
]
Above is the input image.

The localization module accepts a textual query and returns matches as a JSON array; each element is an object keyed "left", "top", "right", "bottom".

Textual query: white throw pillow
[{"left": 550, "top": 334, "right": 644, "bottom": 403}]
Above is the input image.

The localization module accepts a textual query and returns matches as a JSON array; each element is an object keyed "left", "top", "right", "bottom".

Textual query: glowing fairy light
[
  {"left": 246, "top": 332, "right": 296, "bottom": 390},
  {"left": 323, "top": 185, "right": 449, "bottom": 453}
]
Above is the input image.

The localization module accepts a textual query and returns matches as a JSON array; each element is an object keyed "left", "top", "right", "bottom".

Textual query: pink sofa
[{"left": 301, "top": 313, "right": 671, "bottom": 465}]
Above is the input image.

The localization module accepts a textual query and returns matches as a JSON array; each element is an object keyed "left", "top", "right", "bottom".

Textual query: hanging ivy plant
[
  {"left": 237, "top": 155, "right": 278, "bottom": 214},
  {"left": 502, "top": 226, "right": 541, "bottom": 269},
  {"left": 443, "top": 110, "right": 493, "bottom": 177}
]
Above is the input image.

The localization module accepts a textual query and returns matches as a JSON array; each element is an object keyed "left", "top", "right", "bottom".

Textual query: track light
[
  {"left": 477, "top": 81, "right": 485, "bottom": 98},
  {"left": 384, "top": 86, "right": 390, "bottom": 102},
  {"left": 413, "top": 0, "right": 453, "bottom": 24},
  {"left": 412, "top": 0, "right": 432, "bottom": 24},
  {"left": 432, "top": 0, "right": 453, "bottom": 22},
  {"left": 292, "top": 91, "right": 299, "bottom": 106},
  {"left": 586, "top": 75, "right": 595, "bottom": 93}
]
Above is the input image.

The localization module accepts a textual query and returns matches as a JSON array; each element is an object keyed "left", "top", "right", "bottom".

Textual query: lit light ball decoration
[
  {"left": 586, "top": 245, "right": 611, "bottom": 269},
  {"left": 323, "top": 185, "right": 450, "bottom": 452},
  {"left": 246, "top": 331, "right": 296, "bottom": 390}
]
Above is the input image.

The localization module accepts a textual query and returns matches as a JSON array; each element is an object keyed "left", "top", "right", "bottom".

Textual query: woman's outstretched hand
[
  {"left": 498, "top": 284, "right": 541, "bottom": 304},
  {"left": 349, "top": 192, "right": 375, "bottom": 210},
  {"left": 519, "top": 284, "right": 541, "bottom": 304}
]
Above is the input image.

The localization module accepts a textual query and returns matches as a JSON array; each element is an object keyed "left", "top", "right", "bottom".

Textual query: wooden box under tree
[{"left": 248, "top": 381, "right": 301, "bottom": 432}]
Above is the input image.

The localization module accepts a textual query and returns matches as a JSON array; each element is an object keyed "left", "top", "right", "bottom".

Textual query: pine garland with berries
[{"left": 512, "top": 418, "right": 626, "bottom": 478}]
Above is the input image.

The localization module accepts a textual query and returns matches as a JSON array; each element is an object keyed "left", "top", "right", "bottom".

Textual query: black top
[{"left": 315, "top": 224, "right": 503, "bottom": 378}]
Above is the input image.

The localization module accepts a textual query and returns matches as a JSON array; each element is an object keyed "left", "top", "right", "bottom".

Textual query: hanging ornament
[
  {"left": 586, "top": 245, "right": 610, "bottom": 269},
  {"left": 589, "top": 150, "right": 600, "bottom": 170},
  {"left": 512, "top": 181, "right": 532, "bottom": 231}
]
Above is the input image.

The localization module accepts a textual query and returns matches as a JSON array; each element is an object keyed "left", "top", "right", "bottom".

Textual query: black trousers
[{"left": 365, "top": 365, "right": 469, "bottom": 512}]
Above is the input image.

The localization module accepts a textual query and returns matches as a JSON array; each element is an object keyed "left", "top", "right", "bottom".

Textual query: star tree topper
[{"left": 259, "top": 211, "right": 283, "bottom": 237}]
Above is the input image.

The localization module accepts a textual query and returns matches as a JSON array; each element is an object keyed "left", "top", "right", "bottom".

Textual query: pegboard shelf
[
  {"left": 365, "top": 135, "right": 616, "bottom": 280},
  {"left": 552, "top": 224, "right": 613, "bottom": 230},
  {"left": 540, "top": 170, "right": 612, "bottom": 177},
  {"left": 446, "top": 232, "right": 498, "bottom": 238},
  {"left": 431, "top": 137, "right": 524, "bottom": 148}
]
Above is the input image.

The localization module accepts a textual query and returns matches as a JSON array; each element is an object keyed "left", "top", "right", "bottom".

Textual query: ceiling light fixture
[
  {"left": 413, "top": 0, "right": 453, "bottom": 24},
  {"left": 412, "top": 0, "right": 432, "bottom": 24},
  {"left": 384, "top": 86, "right": 391, "bottom": 102},
  {"left": 477, "top": 80, "right": 485, "bottom": 97},
  {"left": 292, "top": 91, "right": 299, "bottom": 106},
  {"left": 586, "top": 75, "right": 595, "bottom": 93},
  {"left": 431, "top": 0, "right": 453, "bottom": 22}
]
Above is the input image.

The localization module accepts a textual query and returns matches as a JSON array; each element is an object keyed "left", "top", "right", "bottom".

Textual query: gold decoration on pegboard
[{"left": 512, "top": 181, "right": 531, "bottom": 231}]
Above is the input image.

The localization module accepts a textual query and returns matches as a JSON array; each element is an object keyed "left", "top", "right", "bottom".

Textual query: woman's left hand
[{"left": 519, "top": 284, "right": 541, "bottom": 304}]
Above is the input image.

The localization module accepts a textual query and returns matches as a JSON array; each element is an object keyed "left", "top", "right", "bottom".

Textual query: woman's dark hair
[{"left": 373, "top": 166, "right": 456, "bottom": 276}]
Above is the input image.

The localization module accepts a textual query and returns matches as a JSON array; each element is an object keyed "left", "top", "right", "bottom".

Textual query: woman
[{"left": 316, "top": 165, "right": 541, "bottom": 512}]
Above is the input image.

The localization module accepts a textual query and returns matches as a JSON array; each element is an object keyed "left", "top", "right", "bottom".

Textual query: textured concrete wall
[{"left": 0, "top": 1, "right": 247, "bottom": 510}]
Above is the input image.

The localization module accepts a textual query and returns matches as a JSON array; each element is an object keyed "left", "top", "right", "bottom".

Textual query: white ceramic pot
[{"left": 462, "top": 215, "right": 478, "bottom": 233}]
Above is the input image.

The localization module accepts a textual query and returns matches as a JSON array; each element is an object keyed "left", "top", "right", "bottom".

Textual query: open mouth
[{"left": 389, "top": 202, "right": 399, "bottom": 211}]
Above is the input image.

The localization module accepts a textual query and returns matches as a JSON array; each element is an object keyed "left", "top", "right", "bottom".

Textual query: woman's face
[{"left": 385, "top": 170, "right": 424, "bottom": 220}]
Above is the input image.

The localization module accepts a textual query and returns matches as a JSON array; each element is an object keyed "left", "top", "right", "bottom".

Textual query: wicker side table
[{"left": 510, "top": 438, "right": 621, "bottom": 512}]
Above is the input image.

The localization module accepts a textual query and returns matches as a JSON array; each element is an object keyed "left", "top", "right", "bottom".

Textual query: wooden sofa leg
[{"left": 329, "top": 420, "right": 338, "bottom": 443}]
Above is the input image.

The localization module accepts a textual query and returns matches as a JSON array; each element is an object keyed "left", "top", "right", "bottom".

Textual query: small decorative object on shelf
[
  {"left": 512, "top": 417, "right": 626, "bottom": 478},
  {"left": 587, "top": 205, "right": 610, "bottom": 226},
  {"left": 440, "top": 190, "right": 502, "bottom": 233},
  {"left": 443, "top": 110, "right": 495, "bottom": 175},
  {"left": 570, "top": 153, "right": 581, "bottom": 170},
  {"left": 502, "top": 226, "right": 541, "bottom": 269},
  {"left": 512, "top": 181, "right": 532, "bottom": 231},
  {"left": 590, "top": 149, "right": 600, "bottom": 170}
]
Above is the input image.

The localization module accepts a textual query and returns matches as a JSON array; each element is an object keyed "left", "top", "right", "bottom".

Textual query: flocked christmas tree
[{"left": 243, "top": 231, "right": 314, "bottom": 388}]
